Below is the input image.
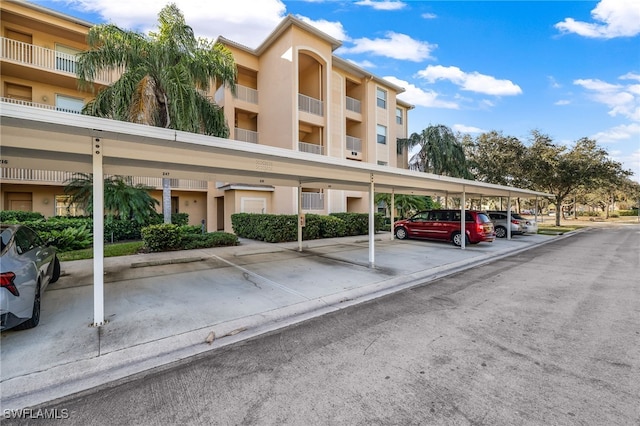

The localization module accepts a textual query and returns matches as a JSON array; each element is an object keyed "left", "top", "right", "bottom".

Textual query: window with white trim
[
  {"left": 376, "top": 88, "right": 387, "bottom": 109},
  {"left": 396, "top": 107, "right": 403, "bottom": 125},
  {"left": 377, "top": 124, "right": 387, "bottom": 145}
]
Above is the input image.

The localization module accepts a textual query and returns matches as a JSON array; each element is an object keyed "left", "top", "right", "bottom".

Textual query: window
[
  {"left": 377, "top": 161, "right": 388, "bottom": 166},
  {"left": 376, "top": 88, "right": 387, "bottom": 109},
  {"left": 55, "top": 95, "right": 84, "bottom": 113},
  {"left": 5, "top": 83, "right": 32, "bottom": 102},
  {"left": 55, "top": 195, "right": 84, "bottom": 216},
  {"left": 377, "top": 125, "right": 387, "bottom": 145},
  {"left": 55, "top": 44, "right": 81, "bottom": 74},
  {"left": 396, "top": 107, "right": 403, "bottom": 125}
]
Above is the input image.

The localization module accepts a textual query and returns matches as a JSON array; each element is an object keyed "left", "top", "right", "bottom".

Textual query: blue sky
[{"left": 37, "top": 0, "right": 640, "bottom": 182}]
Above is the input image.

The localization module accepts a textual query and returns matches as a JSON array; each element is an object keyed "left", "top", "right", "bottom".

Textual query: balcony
[
  {"left": 346, "top": 96, "right": 361, "bottom": 113},
  {"left": 298, "top": 93, "right": 323, "bottom": 116},
  {"left": 0, "top": 37, "right": 119, "bottom": 85},
  {"left": 214, "top": 83, "right": 258, "bottom": 105},
  {"left": 235, "top": 128, "right": 259, "bottom": 144},
  {"left": 0, "top": 168, "right": 208, "bottom": 190},
  {"left": 302, "top": 192, "right": 324, "bottom": 210},
  {"left": 346, "top": 136, "right": 362, "bottom": 153},
  {"left": 1, "top": 97, "right": 82, "bottom": 114},
  {"left": 298, "top": 141, "right": 324, "bottom": 155}
]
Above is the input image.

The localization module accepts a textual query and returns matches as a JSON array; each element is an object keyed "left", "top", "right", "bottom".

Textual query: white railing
[
  {"left": 1, "top": 37, "right": 119, "bottom": 84},
  {"left": 298, "top": 141, "right": 323, "bottom": 155},
  {"left": 0, "top": 168, "right": 207, "bottom": 190},
  {"left": 234, "top": 84, "right": 258, "bottom": 104},
  {"left": 346, "top": 96, "right": 361, "bottom": 113},
  {"left": 235, "top": 128, "right": 259, "bottom": 144},
  {"left": 1, "top": 97, "right": 56, "bottom": 111},
  {"left": 298, "top": 93, "right": 323, "bottom": 116},
  {"left": 346, "top": 135, "right": 362, "bottom": 153},
  {"left": 302, "top": 192, "right": 324, "bottom": 210}
]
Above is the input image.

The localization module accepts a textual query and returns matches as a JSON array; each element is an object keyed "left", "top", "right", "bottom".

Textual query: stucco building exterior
[{"left": 1, "top": 1, "right": 411, "bottom": 232}]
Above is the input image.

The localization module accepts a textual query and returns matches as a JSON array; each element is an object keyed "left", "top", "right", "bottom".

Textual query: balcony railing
[
  {"left": 1, "top": 97, "right": 83, "bottom": 114},
  {"left": 346, "top": 135, "right": 362, "bottom": 153},
  {"left": 235, "top": 128, "right": 259, "bottom": 144},
  {"left": 298, "top": 93, "right": 323, "bottom": 116},
  {"left": 1, "top": 37, "right": 119, "bottom": 85},
  {"left": 234, "top": 84, "right": 259, "bottom": 104},
  {"left": 0, "top": 168, "right": 207, "bottom": 190},
  {"left": 302, "top": 192, "right": 324, "bottom": 210},
  {"left": 346, "top": 96, "right": 361, "bottom": 113},
  {"left": 298, "top": 141, "right": 323, "bottom": 155}
]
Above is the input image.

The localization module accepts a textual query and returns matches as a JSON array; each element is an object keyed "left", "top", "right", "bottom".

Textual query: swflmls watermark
[{"left": 3, "top": 408, "right": 70, "bottom": 420}]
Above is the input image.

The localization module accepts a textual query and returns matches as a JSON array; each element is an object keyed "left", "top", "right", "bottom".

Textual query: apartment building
[{"left": 1, "top": 1, "right": 412, "bottom": 232}]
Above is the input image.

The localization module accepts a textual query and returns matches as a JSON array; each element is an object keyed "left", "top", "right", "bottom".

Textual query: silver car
[
  {"left": 487, "top": 211, "right": 524, "bottom": 238},
  {"left": 1, "top": 224, "right": 60, "bottom": 331}
]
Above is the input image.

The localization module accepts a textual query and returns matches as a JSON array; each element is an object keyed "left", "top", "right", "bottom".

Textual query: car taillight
[
  {"left": 0, "top": 272, "right": 19, "bottom": 296},
  {"left": 511, "top": 219, "right": 520, "bottom": 225}
]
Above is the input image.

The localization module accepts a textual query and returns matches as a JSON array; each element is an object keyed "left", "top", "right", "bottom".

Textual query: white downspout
[{"left": 92, "top": 137, "right": 104, "bottom": 327}]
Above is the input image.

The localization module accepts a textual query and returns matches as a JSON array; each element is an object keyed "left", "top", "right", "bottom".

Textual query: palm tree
[
  {"left": 64, "top": 173, "right": 159, "bottom": 224},
  {"left": 375, "top": 194, "right": 436, "bottom": 219},
  {"left": 76, "top": 3, "right": 237, "bottom": 223},
  {"left": 398, "top": 124, "right": 473, "bottom": 179}
]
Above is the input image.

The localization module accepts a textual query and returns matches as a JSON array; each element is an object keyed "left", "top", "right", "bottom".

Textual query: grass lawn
[
  {"left": 537, "top": 225, "right": 584, "bottom": 235},
  {"left": 58, "top": 241, "right": 144, "bottom": 261}
]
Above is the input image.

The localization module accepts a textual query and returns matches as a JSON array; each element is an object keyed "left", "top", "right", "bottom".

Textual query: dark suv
[{"left": 394, "top": 210, "right": 495, "bottom": 246}]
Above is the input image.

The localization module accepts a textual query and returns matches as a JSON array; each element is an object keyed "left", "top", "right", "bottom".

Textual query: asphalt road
[{"left": 9, "top": 225, "right": 640, "bottom": 425}]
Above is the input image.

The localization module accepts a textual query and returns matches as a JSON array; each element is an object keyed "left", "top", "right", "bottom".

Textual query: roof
[{"left": 1, "top": 103, "right": 553, "bottom": 200}]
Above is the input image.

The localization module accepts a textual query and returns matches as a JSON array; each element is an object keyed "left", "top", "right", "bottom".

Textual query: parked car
[
  {"left": 486, "top": 211, "right": 524, "bottom": 238},
  {"left": 511, "top": 212, "right": 538, "bottom": 234},
  {"left": 1, "top": 224, "right": 60, "bottom": 331},
  {"left": 394, "top": 210, "right": 495, "bottom": 246}
]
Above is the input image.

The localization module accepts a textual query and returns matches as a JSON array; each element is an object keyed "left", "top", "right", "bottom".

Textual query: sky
[{"left": 36, "top": 0, "right": 640, "bottom": 183}]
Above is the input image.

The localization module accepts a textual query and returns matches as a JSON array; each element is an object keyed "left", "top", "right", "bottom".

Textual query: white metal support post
[
  {"left": 390, "top": 190, "right": 395, "bottom": 240},
  {"left": 297, "top": 184, "right": 303, "bottom": 252},
  {"left": 369, "top": 174, "right": 375, "bottom": 266},
  {"left": 92, "top": 137, "right": 105, "bottom": 327},
  {"left": 460, "top": 185, "right": 466, "bottom": 250},
  {"left": 507, "top": 192, "right": 512, "bottom": 239}
]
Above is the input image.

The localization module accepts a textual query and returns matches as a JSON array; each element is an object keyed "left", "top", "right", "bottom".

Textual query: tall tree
[
  {"left": 374, "top": 194, "right": 437, "bottom": 219},
  {"left": 466, "top": 130, "right": 527, "bottom": 187},
  {"left": 76, "top": 3, "right": 236, "bottom": 223},
  {"left": 398, "top": 124, "right": 473, "bottom": 179},
  {"left": 523, "top": 131, "right": 630, "bottom": 226}
]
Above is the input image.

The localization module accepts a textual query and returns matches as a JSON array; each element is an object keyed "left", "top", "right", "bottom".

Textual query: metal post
[
  {"left": 461, "top": 186, "right": 466, "bottom": 250},
  {"left": 507, "top": 192, "right": 512, "bottom": 239},
  {"left": 369, "top": 174, "right": 375, "bottom": 266},
  {"left": 92, "top": 137, "right": 104, "bottom": 327},
  {"left": 298, "top": 184, "right": 303, "bottom": 252},
  {"left": 390, "top": 190, "right": 395, "bottom": 240}
]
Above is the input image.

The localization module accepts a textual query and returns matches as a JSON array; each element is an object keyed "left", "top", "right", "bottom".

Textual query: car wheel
[
  {"left": 14, "top": 282, "right": 41, "bottom": 330},
  {"left": 50, "top": 256, "right": 61, "bottom": 284},
  {"left": 495, "top": 226, "right": 507, "bottom": 238},
  {"left": 395, "top": 227, "right": 408, "bottom": 240},
  {"left": 451, "top": 232, "right": 468, "bottom": 247}
]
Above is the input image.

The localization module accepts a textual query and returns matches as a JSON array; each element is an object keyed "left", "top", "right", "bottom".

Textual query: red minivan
[{"left": 393, "top": 210, "right": 495, "bottom": 246}]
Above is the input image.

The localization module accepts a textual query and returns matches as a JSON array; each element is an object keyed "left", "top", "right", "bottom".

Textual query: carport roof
[{"left": 0, "top": 103, "right": 552, "bottom": 199}]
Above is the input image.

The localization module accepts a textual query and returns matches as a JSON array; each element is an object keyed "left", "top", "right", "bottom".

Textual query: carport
[{"left": 1, "top": 104, "right": 552, "bottom": 326}]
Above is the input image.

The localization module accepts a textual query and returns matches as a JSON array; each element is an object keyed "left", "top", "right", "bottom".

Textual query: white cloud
[
  {"left": 346, "top": 59, "right": 377, "bottom": 69},
  {"left": 591, "top": 123, "right": 640, "bottom": 143},
  {"left": 422, "top": 13, "right": 437, "bottom": 19},
  {"left": 384, "top": 76, "right": 458, "bottom": 109},
  {"left": 452, "top": 124, "right": 486, "bottom": 134},
  {"left": 555, "top": 0, "right": 640, "bottom": 39},
  {"left": 575, "top": 76, "right": 640, "bottom": 121},
  {"left": 60, "top": 0, "right": 287, "bottom": 48},
  {"left": 555, "top": 100, "right": 571, "bottom": 106},
  {"left": 355, "top": 0, "right": 406, "bottom": 11},
  {"left": 416, "top": 65, "right": 522, "bottom": 96},
  {"left": 340, "top": 32, "right": 436, "bottom": 62},
  {"left": 296, "top": 16, "right": 348, "bottom": 42},
  {"left": 548, "top": 76, "right": 562, "bottom": 89},
  {"left": 620, "top": 72, "right": 640, "bottom": 82}
]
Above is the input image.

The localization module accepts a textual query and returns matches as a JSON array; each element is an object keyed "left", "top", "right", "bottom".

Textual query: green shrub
[
  {"left": 329, "top": 212, "right": 384, "bottom": 235},
  {"left": 318, "top": 215, "right": 346, "bottom": 238},
  {"left": 0, "top": 210, "right": 45, "bottom": 222},
  {"left": 181, "top": 232, "right": 238, "bottom": 250},
  {"left": 41, "top": 224, "right": 93, "bottom": 252},
  {"left": 618, "top": 210, "right": 639, "bottom": 216},
  {"left": 141, "top": 224, "right": 182, "bottom": 252}
]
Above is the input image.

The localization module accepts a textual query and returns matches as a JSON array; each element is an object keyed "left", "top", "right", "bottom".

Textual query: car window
[
  {"left": 511, "top": 213, "right": 525, "bottom": 220},
  {"left": 477, "top": 213, "right": 492, "bottom": 223},
  {"left": 451, "top": 211, "right": 461, "bottom": 221},
  {"left": 14, "top": 228, "right": 37, "bottom": 255},
  {"left": 412, "top": 212, "right": 429, "bottom": 221},
  {"left": 428, "top": 211, "right": 450, "bottom": 221},
  {"left": 0, "top": 228, "right": 12, "bottom": 255},
  {"left": 465, "top": 212, "right": 473, "bottom": 222}
]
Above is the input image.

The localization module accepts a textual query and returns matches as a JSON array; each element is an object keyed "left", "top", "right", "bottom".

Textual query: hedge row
[
  {"left": 141, "top": 224, "right": 238, "bottom": 252},
  {"left": 231, "top": 212, "right": 384, "bottom": 243}
]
